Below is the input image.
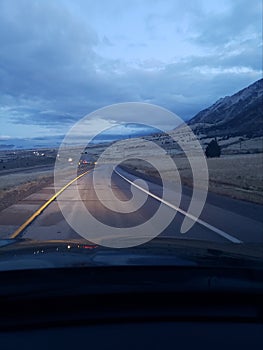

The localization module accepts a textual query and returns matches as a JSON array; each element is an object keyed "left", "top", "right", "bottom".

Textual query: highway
[{"left": 10, "top": 164, "right": 262, "bottom": 245}]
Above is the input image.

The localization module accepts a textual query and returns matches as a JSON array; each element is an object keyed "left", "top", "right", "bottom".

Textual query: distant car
[{"left": 78, "top": 159, "right": 96, "bottom": 166}]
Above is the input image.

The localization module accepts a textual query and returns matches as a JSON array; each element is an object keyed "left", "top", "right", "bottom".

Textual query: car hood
[{"left": 0, "top": 237, "right": 262, "bottom": 271}]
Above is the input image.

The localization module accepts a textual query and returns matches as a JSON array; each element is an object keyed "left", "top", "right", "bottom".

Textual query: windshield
[{"left": 0, "top": 0, "right": 262, "bottom": 271}]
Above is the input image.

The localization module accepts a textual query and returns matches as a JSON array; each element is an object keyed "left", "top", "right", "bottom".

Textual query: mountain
[{"left": 188, "top": 79, "right": 263, "bottom": 138}]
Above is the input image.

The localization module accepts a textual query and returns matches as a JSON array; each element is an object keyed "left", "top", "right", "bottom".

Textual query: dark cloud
[
  {"left": 0, "top": 0, "right": 97, "bottom": 96},
  {"left": 0, "top": 0, "right": 261, "bottom": 136},
  {"left": 193, "top": 0, "right": 261, "bottom": 47}
]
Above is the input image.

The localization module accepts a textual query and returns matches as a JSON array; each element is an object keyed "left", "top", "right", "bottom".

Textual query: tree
[{"left": 205, "top": 139, "right": 221, "bottom": 158}]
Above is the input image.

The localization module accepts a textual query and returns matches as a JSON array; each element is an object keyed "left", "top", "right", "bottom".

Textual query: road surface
[{"left": 7, "top": 164, "right": 262, "bottom": 245}]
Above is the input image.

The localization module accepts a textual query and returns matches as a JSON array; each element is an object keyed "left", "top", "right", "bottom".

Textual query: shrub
[{"left": 205, "top": 139, "right": 221, "bottom": 158}]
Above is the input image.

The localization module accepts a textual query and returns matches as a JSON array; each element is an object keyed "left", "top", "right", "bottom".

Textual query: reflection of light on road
[{"left": 54, "top": 102, "right": 209, "bottom": 248}]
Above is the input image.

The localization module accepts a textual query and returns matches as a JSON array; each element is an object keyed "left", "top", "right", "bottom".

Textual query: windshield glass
[{"left": 0, "top": 0, "right": 262, "bottom": 271}]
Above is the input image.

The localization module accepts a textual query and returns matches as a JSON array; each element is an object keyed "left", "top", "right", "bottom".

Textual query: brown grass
[
  {"left": 0, "top": 173, "right": 54, "bottom": 212},
  {"left": 123, "top": 153, "right": 263, "bottom": 204}
]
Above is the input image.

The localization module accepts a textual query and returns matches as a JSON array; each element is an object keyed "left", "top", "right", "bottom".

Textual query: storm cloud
[{"left": 0, "top": 0, "right": 262, "bottom": 138}]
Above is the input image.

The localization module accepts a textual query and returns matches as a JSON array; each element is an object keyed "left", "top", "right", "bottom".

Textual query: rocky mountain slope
[{"left": 188, "top": 79, "right": 263, "bottom": 139}]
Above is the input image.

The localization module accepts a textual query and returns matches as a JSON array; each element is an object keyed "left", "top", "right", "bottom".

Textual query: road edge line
[{"left": 114, "top": 168, "right": 243, "bottom": 244}]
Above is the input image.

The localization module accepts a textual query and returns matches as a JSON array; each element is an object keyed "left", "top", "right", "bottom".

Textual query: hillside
[{"left": 188, "top": 79, "right": 263, "bottom": 139}]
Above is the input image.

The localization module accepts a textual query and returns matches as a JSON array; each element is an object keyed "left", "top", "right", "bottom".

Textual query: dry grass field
[
  {"left": 0, "top": 170, "right": 54, "bottom": 212},
  {"left": 123, "top": 153, "right": 263, "bottom": 204}
]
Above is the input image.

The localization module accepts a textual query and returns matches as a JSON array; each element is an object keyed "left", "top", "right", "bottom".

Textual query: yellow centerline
[{"left": 10, "top": 170, "right": 91, "bottom": 239}]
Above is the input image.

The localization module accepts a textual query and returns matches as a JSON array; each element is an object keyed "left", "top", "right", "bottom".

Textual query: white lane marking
[{"left": 114, "top": 168, "right": 243, "bottom": 244}]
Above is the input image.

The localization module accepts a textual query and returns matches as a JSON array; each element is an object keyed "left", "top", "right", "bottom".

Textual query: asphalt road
[{"left": 22, "top": 164, "right": 263, "bottom": 245}]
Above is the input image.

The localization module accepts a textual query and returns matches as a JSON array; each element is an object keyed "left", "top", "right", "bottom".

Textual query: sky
[{"left": 0, "top": 0, "right": 262, "bottom": 143}]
